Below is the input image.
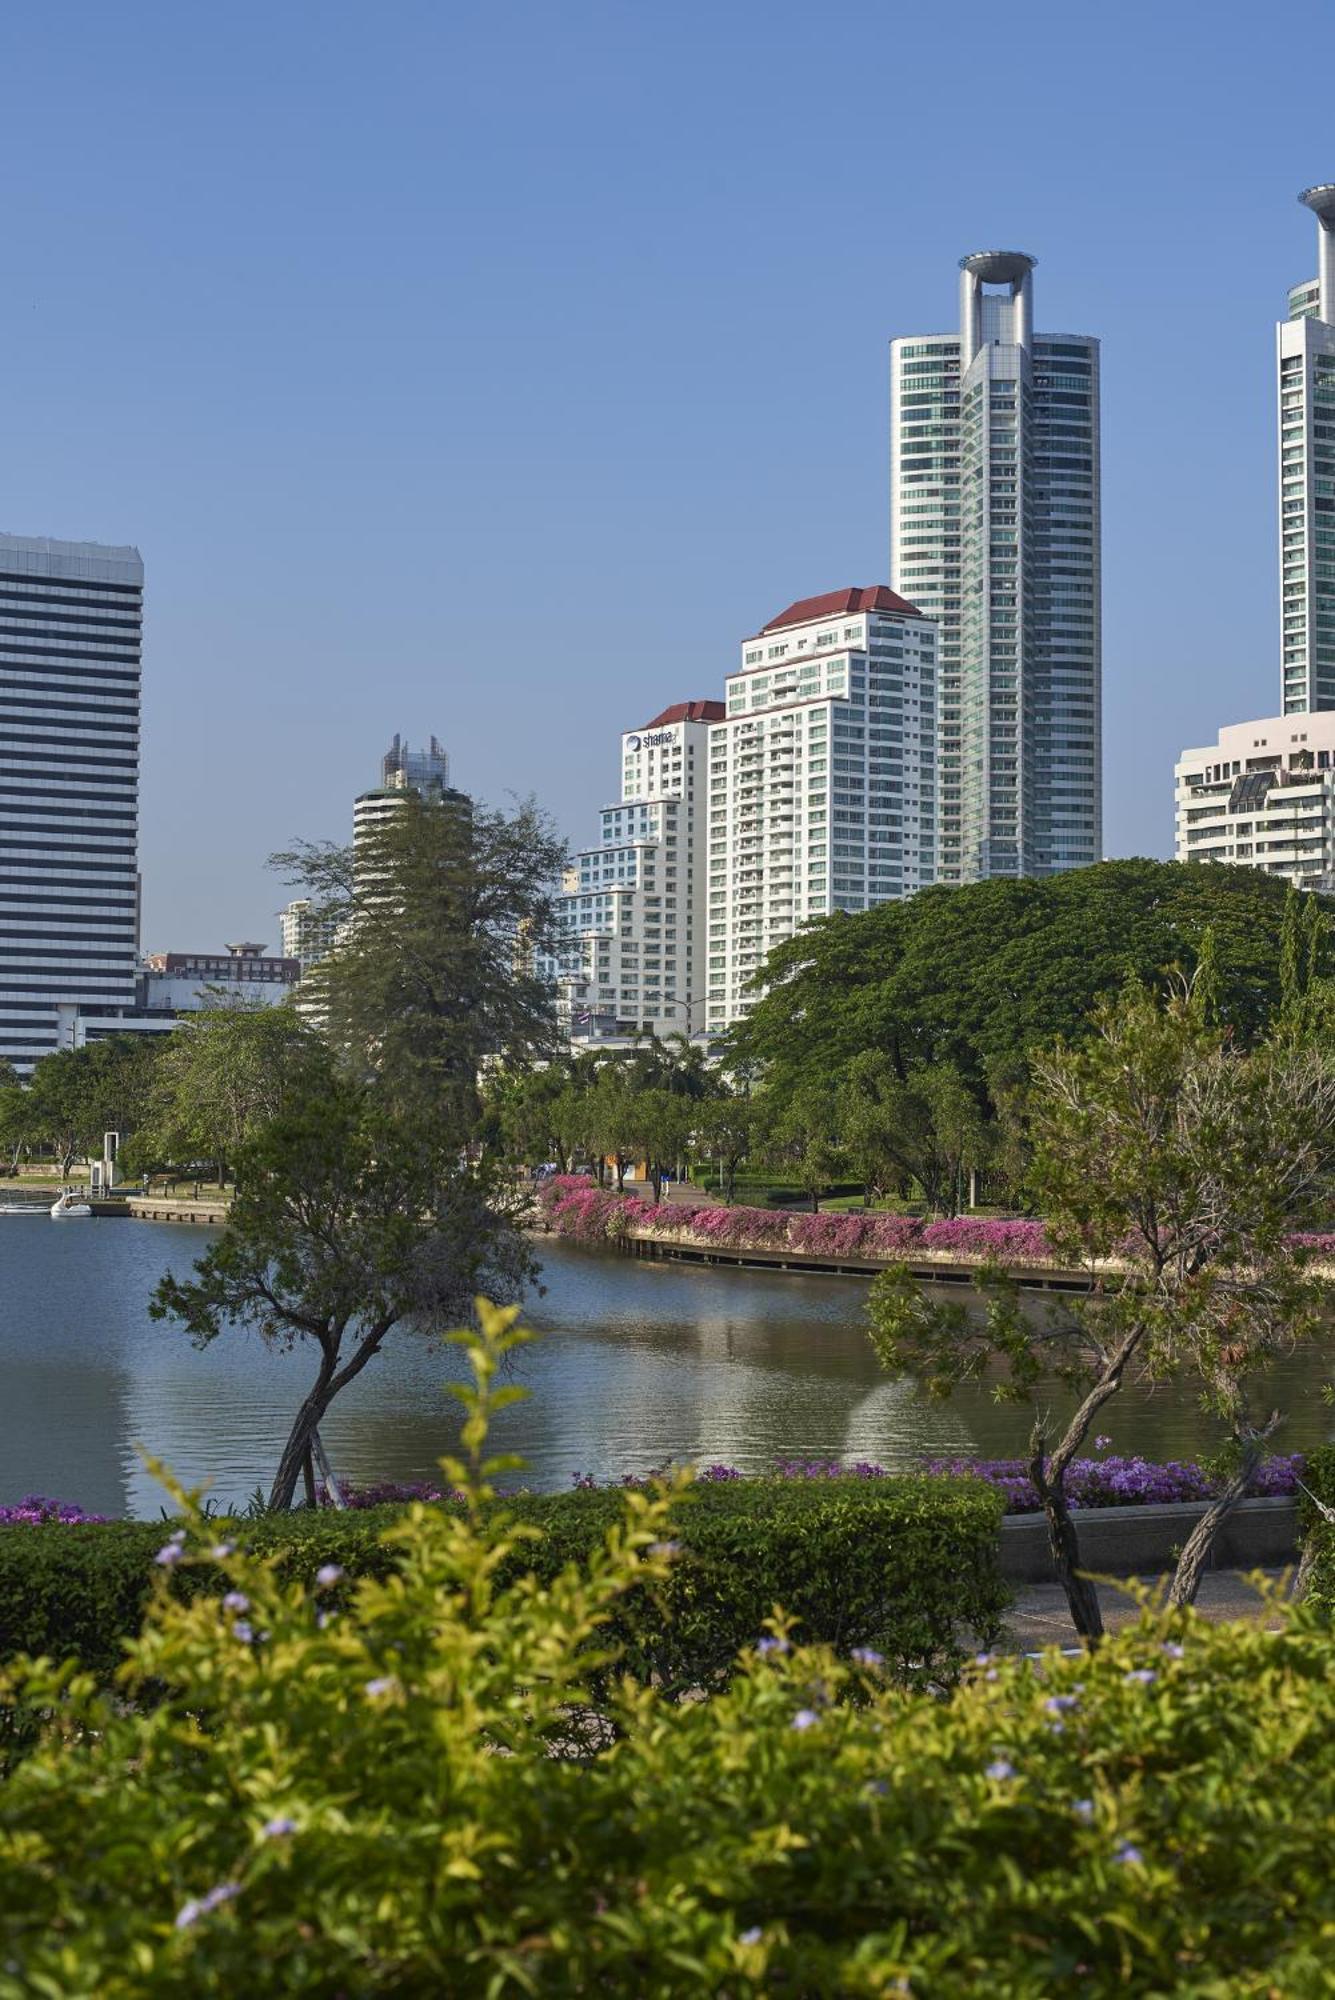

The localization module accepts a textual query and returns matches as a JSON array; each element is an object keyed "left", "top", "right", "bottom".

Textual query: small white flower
[
  {"left": 984, "top": 1758, "right": 1015, "bottom": 1781},
  {"left": 315, "top": 1563, "right": 344, "bottom": 1589},
  {"left": 790, "top": 1708, "right": 820, "bottom": 1731},
  {"left": 260, "top": 1816, "right": 298, "bottom": 1839}
]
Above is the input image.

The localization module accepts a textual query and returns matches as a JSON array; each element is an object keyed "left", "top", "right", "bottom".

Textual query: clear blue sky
[{"left": 0, "top": 0, "right": 1328, "bottom": 945}]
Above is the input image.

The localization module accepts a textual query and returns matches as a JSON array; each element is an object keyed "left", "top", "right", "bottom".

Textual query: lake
[{"left": 1, "top": 1214, "right": 1333, "bottom": 1517}]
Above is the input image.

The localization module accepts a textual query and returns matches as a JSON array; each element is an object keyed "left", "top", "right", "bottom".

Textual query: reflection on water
[{"left": 0, "top": 1219, "right": 1332, "bottom": 1518}]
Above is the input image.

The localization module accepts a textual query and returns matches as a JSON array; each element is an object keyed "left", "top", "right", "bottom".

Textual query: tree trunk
[
  {"left": 809, "top": 1188, "right": 819, "bottom": 1213},
  {"left": 269, "top": 1366, "right": 337, "bottom": 1510},
  {"left": 650, "top": 1162, "right": 663, "bottom": 1203},
  {"left": 1030, "top": 1437, "right": 1105, "bottom": 1641},
  {"left": 1168, "top": 1413, "right": 1281, "bottom": 1608}
]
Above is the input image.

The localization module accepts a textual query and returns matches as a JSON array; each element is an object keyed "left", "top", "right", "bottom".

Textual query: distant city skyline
[{"left": 1, "top": 4, "right": 1332, "bottom": 944}]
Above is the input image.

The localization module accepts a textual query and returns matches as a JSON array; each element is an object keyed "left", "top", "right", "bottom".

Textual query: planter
[{"left": 997, "top": 1495, "right": 1299, "bottom": 1584}]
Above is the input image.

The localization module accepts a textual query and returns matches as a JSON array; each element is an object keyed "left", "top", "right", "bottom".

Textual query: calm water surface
[{"left": 1, "top": 1214, "right": 1333, "bottom": 1518}]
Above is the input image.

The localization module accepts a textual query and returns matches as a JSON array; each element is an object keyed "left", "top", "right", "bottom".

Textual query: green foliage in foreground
[
  {"left": 3, "top": 1308, "right": 1334, "bottom": 1998},
  {"left": 0, "top": 1479, "right": 1005, "bottom": 1700}
]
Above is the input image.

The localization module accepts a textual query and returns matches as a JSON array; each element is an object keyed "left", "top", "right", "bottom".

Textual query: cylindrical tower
[
  {"left": 1300, "top": 185, "right": 1335, "bottom": 324},
  {"left": 958, "top": 251, "right": 1036, "bottom": 365}
]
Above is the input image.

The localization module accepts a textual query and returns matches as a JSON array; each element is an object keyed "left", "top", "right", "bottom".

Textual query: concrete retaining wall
[{"left": 998, "top": 1495, "right": 1299, "bottom": 1583}]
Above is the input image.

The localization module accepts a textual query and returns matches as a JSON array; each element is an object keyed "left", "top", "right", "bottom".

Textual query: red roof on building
[
  {"left": 758, "top": 585, "right": 923, "bottom": 635},
  {"left": 641, "top": 699, "right": 727, "bottom": 727}
]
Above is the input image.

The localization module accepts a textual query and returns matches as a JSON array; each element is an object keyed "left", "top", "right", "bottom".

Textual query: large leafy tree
[
  {"left": 24, "top": 1038, "right": 159, "bottom": 1178},
  {"left": 152, "top": 1077, "right": 532, "bottom": 1509},
  {"left": 728, "top": 860, "right": 1325, "bottom": 1106},
  {"left": 132, "top": 1006, "right": 323, "bottom": 1184},
  {"left": 867, "top": 976, "right": 1335, "bottom": 1640}
]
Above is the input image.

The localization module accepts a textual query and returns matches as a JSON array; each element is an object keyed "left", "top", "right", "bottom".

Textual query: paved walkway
[{"left": 1005, "top": 1568, "right": 1294, "bottom": 1650}]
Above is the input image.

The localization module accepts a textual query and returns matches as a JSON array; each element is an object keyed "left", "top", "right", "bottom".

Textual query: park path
[{"left": 1005, "top": 1568, "right": 1293, "bottom": 1650}]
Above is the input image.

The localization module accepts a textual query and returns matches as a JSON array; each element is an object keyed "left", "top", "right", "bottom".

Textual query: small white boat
[{"left": 50, "top": 1190, "right": 93, "bottom": 1218}]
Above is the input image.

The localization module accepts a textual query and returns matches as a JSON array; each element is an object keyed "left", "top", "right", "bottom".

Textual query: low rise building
[
  {"left": 1174, "top": 712, "right": 1335, "bottom": 888},
  {"left": 139, "top": 943, "right": 301, "bottom": 1012}
]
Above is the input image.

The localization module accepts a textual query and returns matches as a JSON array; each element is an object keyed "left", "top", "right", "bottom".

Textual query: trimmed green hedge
[{"left": 0, "top": 1475, "right": 1008, "bottom": 1697}]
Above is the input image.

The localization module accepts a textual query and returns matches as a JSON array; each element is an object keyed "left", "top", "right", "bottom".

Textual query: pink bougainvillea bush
[{"left": 536, "top": 1179, "right": 1061, "bottom": 1262}]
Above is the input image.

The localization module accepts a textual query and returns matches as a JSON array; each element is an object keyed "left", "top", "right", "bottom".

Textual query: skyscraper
[
  {"left": 1279, "top": 186, "right": 1335, "bottom": 714},
  {"left": 890, "top": 253, "right": 1101, "bottom": 883},
  {"left": 0, "top": 533, "right": 143, "bottom": 1073}
]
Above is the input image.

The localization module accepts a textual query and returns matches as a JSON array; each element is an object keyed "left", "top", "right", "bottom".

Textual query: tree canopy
[{"left": 727, "top": 860, "right": 1328, "bottom": 1101}]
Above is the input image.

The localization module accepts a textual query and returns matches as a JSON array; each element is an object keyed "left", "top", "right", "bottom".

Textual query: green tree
[
  {"left": 755, "top": 1082, "right": 846, "bottom": 1212},
  {"left": 134, "top": 1007, "right": 322, "bottom": 1184},
  {"left": 837, "top": 1053, "right": 988, "bottom": 1216},
  {"left": 275, "top": 791, "right": 566, "bottom": 1123},
  {"left": 694, "top": 1093, "right": 754, "bottom": 1204},
  {"left": 152, "top": 1080, "right": 533, "bottom": 1510},
  {"left": 23, "top": 1040, "right": 156, "bottom": 1178},
  {"left": 867, "top": 976, "right": 1335, "bottom": 1641},
  {"left": 728, "top": 860, "right": 1327, "bottom": 1110}
]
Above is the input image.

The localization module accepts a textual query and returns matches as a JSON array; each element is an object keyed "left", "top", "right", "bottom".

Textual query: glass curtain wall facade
[
  {"left": 891, "top": 253, "right": 1101, "bottom": 881},
  {"left": 0, "top": 534, "right": 143, "bottom": 1073},
  {"left": 1279, "top": 187, "right": 1335, "bottom": 714}
]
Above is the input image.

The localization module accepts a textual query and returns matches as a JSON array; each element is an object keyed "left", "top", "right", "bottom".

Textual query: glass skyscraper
[
  {"left": 890, "top": 253, "right": 1101, "bottom": 882},
  {"left": 1279, "top": 186, "right": 1335, "bottom": 714},
  {"left": 0, "top": 533, "right": 143, "bottom": 1073}
]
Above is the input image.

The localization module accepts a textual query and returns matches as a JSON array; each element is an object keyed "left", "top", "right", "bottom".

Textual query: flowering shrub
[
  {"left": 3, "top": 1303, "right": 1335, "bottom": 1994},
  {"left": 569, "top": 1452, "right": 1306, "bottom": 1515},
  {"left": 0, "top": 1497, "right": 107, "bottom": 1525},
  {"left": 537, "top": 1178, "right": 1065, "bottom": 1261}
]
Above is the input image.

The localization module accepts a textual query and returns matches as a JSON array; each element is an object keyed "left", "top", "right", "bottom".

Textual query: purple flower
[
  {"left": 315, "top": 1563, "right": 343, "bottom": 1589},
  {"left": 364, "top": 1676, "right": 397, "bottom": 1699},
  {"left": 1113, "top": 1843, "right": 1143, "bottom": 1866},
  {"left": 232, "top": 1621, "right": 255, "bottom": 1644},
  {"left": 755, "top": 1636, "right": 789, "bottom": 1656},
  {"left": 973, "top": 1652, "right": 995, "bottom": 1668},
  {"left": 176, "top": 1882, "right": 240, "bottom": 1927},
  {"left": 210, "top": 1541, "right": 234, "bottom": 1561},
  {"left": 739, "top": 1927, "right": 762, "bottom": 1945},
  {"left": 1162, "top": 1641, "right": 1185, "bottom": 1660},
  {"left": 985, "top": 1758, "right": 1015, "bottom": 1781},
  {"left": 1073, "top": 1799, "right": 1095, "bottom": 1822},
  {"left": 850, "top": 1647, "right": 885, "bottom": 1668},
  {"left": 1044, "top": 1694, "right": 1080, "bottom": 1714},
  {"left": 260, "top": 1816, "right": 298, "bottom": 1839},
  {"left": 791, "top": 1709, "right": 820, "bottom": 1731},
  {"left": 647, "top": 1540, "right": 681, "bottom": 1558},
  {"left": 222, "top": 1591, "right": 249, "bottom": 1614},
  {"left": 155, "top": 1543, "right": 184, "bottom": 1568},
  {"left": 1124, "top": 1668, "right": 1157, "bottom": 1686},
  {"left": 1094, "top": 1435, "right": 1112, "bottom": 1450}
]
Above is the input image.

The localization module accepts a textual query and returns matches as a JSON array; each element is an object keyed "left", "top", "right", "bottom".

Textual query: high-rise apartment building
[
  {"left": 0, "top": 533, "right": 143, "bottom": 1073},
  {"left": 1279, "top": 186, "right": 1335, "bottom": 713},
  {"left": 890, "top": 253, "right": 1101, "bottom": 883},
  {"left": 706, "top": 587, "right": 936, "bottom": 1034},
  {"left": 542, "top": 702, "right": 719, "bottom": 1046}
]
